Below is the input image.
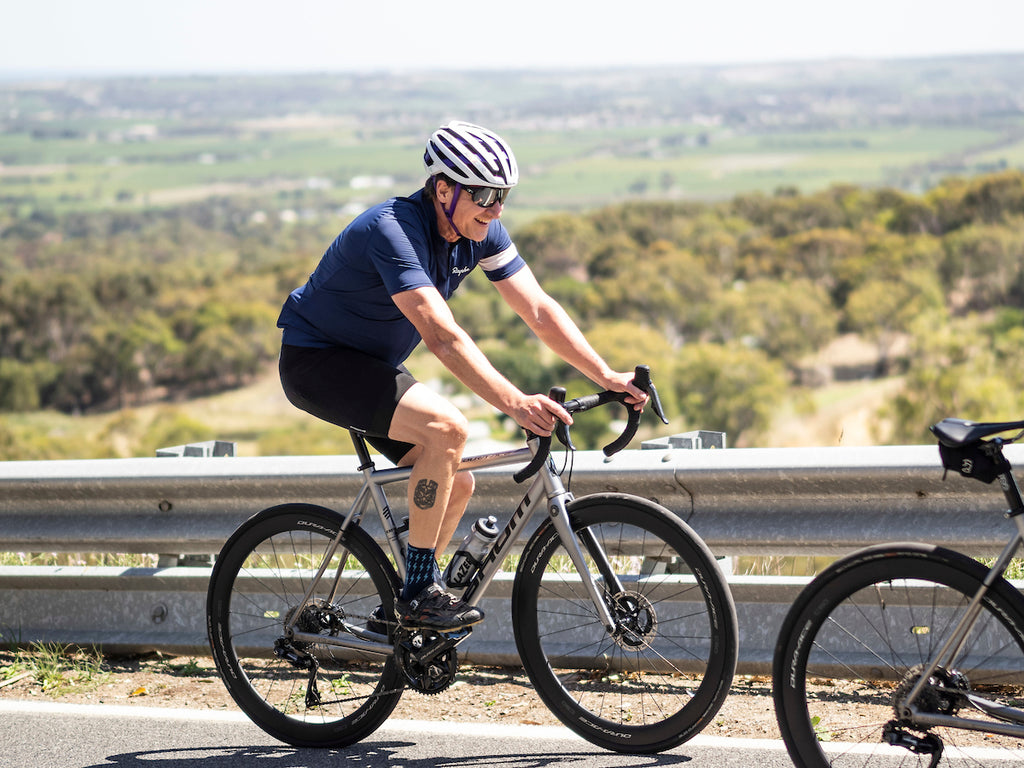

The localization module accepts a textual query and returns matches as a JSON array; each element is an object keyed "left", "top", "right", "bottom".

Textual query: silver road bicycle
[
  {"left": 207, "top": 365, "right": 738, "bottom": 753},
  {"left": 773, "top": 417, "right": 1024, "bottom": 767}
]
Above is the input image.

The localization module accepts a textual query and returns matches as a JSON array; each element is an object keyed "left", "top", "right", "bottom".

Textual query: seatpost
[
  {"left": 350, "top": 432, "right": 375, "bottom": 472},
  {"left": 995, "top": 442, "right": 1024, "bottom": 517}
]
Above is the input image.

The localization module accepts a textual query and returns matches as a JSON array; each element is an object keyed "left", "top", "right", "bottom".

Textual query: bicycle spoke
[
  {"left": 513, "top": 496, "right": 736, "bottom": 752},
  {"left": 208, "top": 505, "right": 403, "bottom": 747},
  {"left": 774, "top": 545, "right": 1024, "bottom": 767}
]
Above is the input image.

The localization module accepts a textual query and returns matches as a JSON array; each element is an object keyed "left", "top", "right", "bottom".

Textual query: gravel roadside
[{"left": 0, "top": 651, "right": 781, "bottom": 740}]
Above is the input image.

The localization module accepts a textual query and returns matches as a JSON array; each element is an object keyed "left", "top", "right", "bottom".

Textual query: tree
[
  {"left": 671, "top": 342, "right": 788, "bottom": 446},
  {"left": 953, "top": 170, "right": 1024, "bottom": 227},
  {"left": 472, "top": 339, "right": 570, "bottom": 397},
  {"left": 940, "top": 222, "right": 1024, "bottom": 309},
  {"left": 583, "top": 321, "right": 676, "bottom": 378},
  {"left": 882, "top": 311, "right": 1024, "bottom": 444},
  {"left": 779, "top": 228, "right": 865, "bottom": 292},
  {"left": 844, "top": 268, "right": 946, "bottom": 372},
  {"left": 591, "top": 241, "right": 722, "bottom": 344},
  {"left": 511, "top": 214, "right": 599, "bottom": 282},
  {"left": 0, "top": 360, "right": 46, "bottom": 411},
  {"left": 87, "top": 312, "right": 184, "bottom": 408},
  {"left": 710, "top": 279, "right": 839, "bottom": 369}
]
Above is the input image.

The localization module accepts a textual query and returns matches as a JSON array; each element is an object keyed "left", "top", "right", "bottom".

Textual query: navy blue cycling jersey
[{"left": 277, "top": 189, "right": 525, "bottom": 366}]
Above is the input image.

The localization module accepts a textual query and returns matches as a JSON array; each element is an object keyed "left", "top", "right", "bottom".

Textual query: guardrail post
[
  {"left": 641, "top": 430, "right": 727, "bottom": 450},
  {"left": 641, "top": 430, "right": 730, "bottom": 574},
  {"left": 155, "top": 440, "right": 236, "bottom": 458},
  {"left": 155, "top": 440, "right": 236, "bottom": 567}
]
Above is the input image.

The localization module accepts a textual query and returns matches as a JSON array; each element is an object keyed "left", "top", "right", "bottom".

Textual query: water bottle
[{"left": 443, "top": 516, "right": 499, "bottom": 588}]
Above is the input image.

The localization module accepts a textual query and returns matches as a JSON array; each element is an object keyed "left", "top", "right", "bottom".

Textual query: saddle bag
[{"left": 938, "top": 441, "right": 1009, "bottom": 484}]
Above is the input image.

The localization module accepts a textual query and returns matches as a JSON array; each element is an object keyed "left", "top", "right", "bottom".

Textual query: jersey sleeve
[
  {"left": 478, "top": 222, "right": 526, "bottom": 281},
  {"left": 367, "top": 211, "right": 435, "bottom": 296}
]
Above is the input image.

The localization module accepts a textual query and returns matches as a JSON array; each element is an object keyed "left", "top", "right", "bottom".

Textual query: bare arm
[
  {"left": 391, "top": 286, "right": 571, "bottom": 434},
  {"left": 493, "top": 266, "right": 646, "bottom": 405}
]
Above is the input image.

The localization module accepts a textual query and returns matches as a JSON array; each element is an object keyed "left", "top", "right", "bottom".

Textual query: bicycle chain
[{"left": 314, "top": 610, "right": 467, "bottom": 697}]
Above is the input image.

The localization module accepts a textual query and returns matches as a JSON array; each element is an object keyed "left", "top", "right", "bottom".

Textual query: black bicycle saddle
[{"left": 930, "top": 417, "right": 1024, "bottom": 447}]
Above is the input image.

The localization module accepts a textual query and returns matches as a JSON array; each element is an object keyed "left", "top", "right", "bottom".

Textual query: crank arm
[{"left": 400, "top": 628, "right": 471, "bottom": 666}]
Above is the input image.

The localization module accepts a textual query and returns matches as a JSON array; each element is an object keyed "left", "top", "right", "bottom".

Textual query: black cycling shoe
[{"left": 395, "top": 583, "right": 485, "bottom": 630}]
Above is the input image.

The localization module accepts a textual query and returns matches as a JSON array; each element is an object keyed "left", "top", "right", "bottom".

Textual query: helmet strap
[{"left": 438, "top": 179, "right": 464, "bottom": 240}]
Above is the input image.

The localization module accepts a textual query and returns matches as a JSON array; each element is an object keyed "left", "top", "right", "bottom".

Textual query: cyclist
[{"left": 277, "top": 120, "right": 646, "bottom": 631}]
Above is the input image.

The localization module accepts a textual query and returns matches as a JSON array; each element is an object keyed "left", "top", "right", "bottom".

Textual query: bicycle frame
[
  {"left": 899, "top": 458, "right": 1024, "bottom": 739},
  {"left": 283, "top": 433, "right": 618, "bottom": 656}
]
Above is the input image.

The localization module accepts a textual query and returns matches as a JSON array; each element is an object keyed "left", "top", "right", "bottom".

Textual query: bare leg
[
  {"left": 437, "top": 471, "right": 474, "bottom": 555},
  {"left": 399, "top": 443, "right": 475, "bottom": 556},
  {"left": 388, "top": 384, "right": 484, "bottom": 628},
  {"left": 388, "top": 383, "right": 469, "bottom": 550}
]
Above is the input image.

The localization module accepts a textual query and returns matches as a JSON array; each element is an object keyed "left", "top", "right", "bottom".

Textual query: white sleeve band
[{"left": 478, "top": 245, "right": 520, "bottom": 273}]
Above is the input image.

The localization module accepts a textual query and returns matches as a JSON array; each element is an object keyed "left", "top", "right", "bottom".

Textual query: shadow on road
[{"left": 84, "top": 742, "right": 693, "bottom": 767}]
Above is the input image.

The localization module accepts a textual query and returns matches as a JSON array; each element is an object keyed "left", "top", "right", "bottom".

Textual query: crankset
[{"left": 394, "top": 626, "right": 471, "bottom": 695}]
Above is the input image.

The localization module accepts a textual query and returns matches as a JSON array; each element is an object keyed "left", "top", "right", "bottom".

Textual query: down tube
[{"left": 461, "top": 474, "right": 547, "bottom": 605}]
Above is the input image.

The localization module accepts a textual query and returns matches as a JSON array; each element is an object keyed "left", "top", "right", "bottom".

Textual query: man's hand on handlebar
[
  {"left": 511, "top": 392, "right": 573, "bottom": 437},
  {"left": 512, "top": 364, "right": 667, "bottom": 483},
  {"left": 602, "top": 370, "right": 649, "bottom": 411}
]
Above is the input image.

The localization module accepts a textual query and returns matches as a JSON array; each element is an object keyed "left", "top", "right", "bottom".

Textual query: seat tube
[{"left": 368, "top": 479, "right": 405, "bottom": 580}]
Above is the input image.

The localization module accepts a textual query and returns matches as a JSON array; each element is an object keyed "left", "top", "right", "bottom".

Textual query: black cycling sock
[{"left": 402, "top": 545, "right": 437, "bottom": 601}]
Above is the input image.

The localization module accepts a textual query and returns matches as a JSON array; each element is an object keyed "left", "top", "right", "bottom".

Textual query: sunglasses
[{"left": 462, "top": 185, "right": 510, "bottom": 208}]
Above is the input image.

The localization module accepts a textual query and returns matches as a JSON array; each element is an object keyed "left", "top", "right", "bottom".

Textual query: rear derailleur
[
  {"left": 882, "top": 722, "right": 943, "bottom": 768},
  {"left": 273, "top": 637, "right": 323, "bottom": 708},
  {"left": 272, "top": 597, "right": 346, "bottom": 708}
]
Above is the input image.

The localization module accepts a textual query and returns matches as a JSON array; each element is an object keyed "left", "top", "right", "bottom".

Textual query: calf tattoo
[{"left": 413, "top": 478, "right": 439, "bottom": 509}]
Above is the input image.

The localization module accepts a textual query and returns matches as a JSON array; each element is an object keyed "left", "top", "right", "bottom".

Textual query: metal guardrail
[
  {"left": 0, "top": 564, "right": 803, "bottom": 674},
  {"left": 2, "top": 444, "right": 1022, "bottom": 673},
  {"left": 1, "top": 444, "right": 1021, "bottom": 556}
]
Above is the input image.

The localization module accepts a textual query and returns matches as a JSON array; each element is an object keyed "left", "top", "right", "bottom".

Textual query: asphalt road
[{"left": 0, "top": 700, "right": 799, "bottom": 768}]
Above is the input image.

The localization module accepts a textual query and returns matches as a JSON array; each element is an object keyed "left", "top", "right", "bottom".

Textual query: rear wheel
[
  {"left": 773, "top": 543, "right": 1024, "bottom": 767},
  {"left": 512, "top": 493, "right": 737, "bottom": 753},
  {"left": 207, "top": 503, "right": 404, "bottom": 747}
]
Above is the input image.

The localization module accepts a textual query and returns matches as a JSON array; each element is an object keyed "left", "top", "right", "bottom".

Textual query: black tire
[
  {"left": 207, "top": 503, "right": 404, "bottom": 747},
  {"left": 511, "top": 493, "right": 737, "bottom": 753},
  {"left": 773, "top": 543, "right": 1024, "bottom": 767}
]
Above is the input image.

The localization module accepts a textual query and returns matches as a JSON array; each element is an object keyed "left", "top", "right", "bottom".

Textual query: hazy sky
[{"left": 4, "top": 0, "right": 1024, "bottom": 77}]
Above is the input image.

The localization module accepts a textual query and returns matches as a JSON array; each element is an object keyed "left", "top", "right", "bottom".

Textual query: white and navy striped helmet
[{"left": 423, "top": 121, "right": 519, "bottom": 188}]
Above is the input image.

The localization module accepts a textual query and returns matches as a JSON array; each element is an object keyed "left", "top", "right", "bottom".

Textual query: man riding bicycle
[{"left": 277, "top": 120, "right": 646, "bottom": 631}]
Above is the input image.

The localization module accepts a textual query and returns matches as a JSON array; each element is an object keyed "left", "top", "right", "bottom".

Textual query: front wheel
[
  {"left": 207, "top": 503, "right": 405, "bottom": 747},
  {"left": 511, "top": 493, "right": 738, "bottom": 753},
  {"left": 773, "top": 543, "right": 1024, "bottom": 767}
]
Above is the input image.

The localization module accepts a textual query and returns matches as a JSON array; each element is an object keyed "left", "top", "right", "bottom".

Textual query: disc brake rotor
[{"left": 609, "top": 591, "right": 657, "bottom": 651}]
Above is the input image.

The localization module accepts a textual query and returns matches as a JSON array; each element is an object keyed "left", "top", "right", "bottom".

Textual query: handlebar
[{"left": 512, "top": 364, "right": 669, "bottom": 484}]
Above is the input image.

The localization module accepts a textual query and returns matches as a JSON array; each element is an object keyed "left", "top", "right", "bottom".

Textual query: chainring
[{"left": 394, "top": 627, "right": 461, "bottom": 695}]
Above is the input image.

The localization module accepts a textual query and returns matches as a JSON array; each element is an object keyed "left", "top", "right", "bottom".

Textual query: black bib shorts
[{"left": 279, "top": 343, "right": 418, "bottom": 464}]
